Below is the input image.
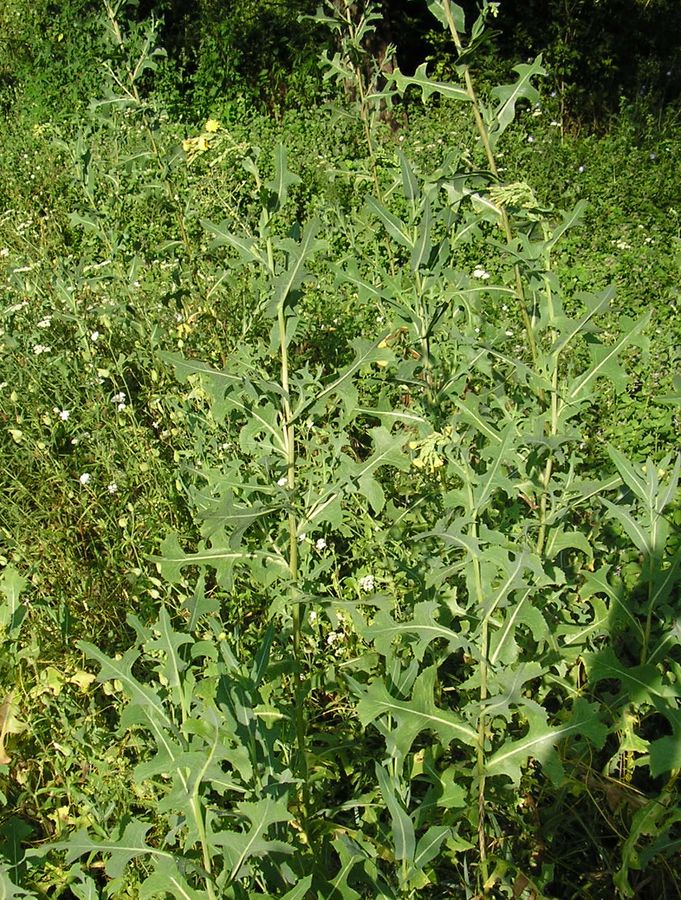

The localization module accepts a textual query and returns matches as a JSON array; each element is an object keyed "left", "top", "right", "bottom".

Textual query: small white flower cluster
[
  {"left": 78, "top": 472, "right": 118, "bottom": 494},
  {"left": 37, "top": 316, "right": 52, "bottom": 329},
  {"left": 472, "top": 267, "right": 490, "bottom": 280},
  {"left": 359, "top": 574, "right": 375, "bottom": 592},
  {"left": 32, "top": 344, "right": 51, "bottom": 355},
  {"left": 112, "top": 391, "right": 126, "bottom": 411}
]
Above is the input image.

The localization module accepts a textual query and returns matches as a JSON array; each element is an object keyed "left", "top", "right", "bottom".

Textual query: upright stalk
[
  {"left": 466, "top": 476, "right": 490, "bottom": 891},
  {"left": 271, "top": 233, "right": 308, "bottom": 820},
  {"left": 441, "top": 0, "right": 537, "bottom": 364}
]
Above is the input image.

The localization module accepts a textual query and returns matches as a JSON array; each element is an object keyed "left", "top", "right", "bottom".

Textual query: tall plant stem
[
  {"left": 537, "top": 259, "right": 560, "bottom": 556},
  {"left": 276, "top": 295, "right": 309, "bottom": 819},
  {"left": 441, "top": 0, "right": 537, "bottom": 365},
  {"left": 466, "top": 479, "right": 489, "bottom": 891}
]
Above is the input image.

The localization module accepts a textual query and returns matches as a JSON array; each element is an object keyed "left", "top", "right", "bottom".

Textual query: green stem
[
  {"left": 465, "top": 478, "right": 489, "bottom": 891},
  {"left": 537, "top": 247, "right": 560, "bottom": 556},
  {"left": 441, "top": 0, "right": 537, "bottom": 365},
  {"left": 277, "top": 299, "right": 308, "bottom": 820}
]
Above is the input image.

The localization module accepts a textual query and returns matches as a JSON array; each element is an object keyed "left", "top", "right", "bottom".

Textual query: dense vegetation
[{"left": 1, "top": 0, "right": 679, "bottom": 897}]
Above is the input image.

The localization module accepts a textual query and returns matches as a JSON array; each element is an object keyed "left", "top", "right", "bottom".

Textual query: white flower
[
  {"left": 32, "top": 344, "right": 51, "bottom": 355},
  {"left": 359, "top": 574, "right": 375, "bottom": 592},
  {"left": 90, "top": 331, "right": 100, "bottom": 342},
  {"left": 472, "top": 267, "right": 490, "bottom": 280},
  {"left": 298, "top": 532, "right": 306, "bottom": 542},
  {"left": 505, "top": 330, "right": 514, "bottom": 337},
  {"left": 37, "top": 316, "right": 52, "bottom": 328},
  {"left": 308, "top": 611, "right": 318, "bottom": 625},
  {"left": 326, "top": 631, "right": 339, "bottom": 646},
  {"left": 79, "top": 473, "right": 91, "bottom": 485},
  {"left": 107, "top": 482, "right": 118, "bottom": 494},
  {"left": 117, "top": 402, "right": 126, "bottom": 411},
  {"left": 277, "top": 476, "right": 287, "bottom": 486},
  {"left": 59, "top": 409, "right": 70, "bottom": 421},
  {"left": 527, "top": 134, "right": 535, "bottom": 142},
  {"left": 0, "top": 247, "right": 9, "bottom": 257},
  {"left": 112, "top": 392, "right": 126, "bottom": 404},
  {"left": 315, "top": 538, "right": 327, "bottom": 551},
  {"left": 578, "top": 165, "right": 585, "bottom": 173}
]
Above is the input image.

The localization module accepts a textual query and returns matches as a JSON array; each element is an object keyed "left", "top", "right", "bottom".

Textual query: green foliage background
[{"left": 0, "top": 0, "right": 679, "bottom": 898}]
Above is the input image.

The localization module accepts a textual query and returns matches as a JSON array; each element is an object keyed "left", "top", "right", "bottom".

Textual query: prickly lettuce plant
[{"left": 43, "top": 1, "right": 680, "bottom": 898}]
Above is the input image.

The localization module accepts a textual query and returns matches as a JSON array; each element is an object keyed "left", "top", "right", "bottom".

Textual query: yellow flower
[
  {"left": 182, "top": 137, "right": 194, "bottom": 153},
  {"left": 204, "top": 118, "right": 220, "bottom": 133}
]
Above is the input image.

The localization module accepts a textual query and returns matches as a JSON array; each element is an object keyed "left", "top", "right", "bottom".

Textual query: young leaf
[
  {"left": 375, "top": 763, "right": 415, "bottom": 864},
  {"left": 265, "top": 144, "right": 301, "bottom": 212}
]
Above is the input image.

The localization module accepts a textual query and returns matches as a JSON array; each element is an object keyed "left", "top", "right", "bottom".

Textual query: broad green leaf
[
  {"left": 202, "top": 219, "right": 267, "bottom": 266},
  {"left": 49, "top": 820, "right": 172, "bottom": 879},
  {"left": 294, "top": 335, "right": 393, "bottom": 421},
  {"left": 452, "top": 394, "right": 502, "bottom": 444},
  {"left": 397, "top": 148, "right": 419, "bottom": 204},
  {"left": 567, "top": 311, "right": 651, "bottom": 402},
  {"left": 585, "top": 646, "right": 676, "bottom": 704},
  {"left": 355, "top": 667, "right": 477, "bottom": 760},
  {"left": 268, "top": 218, "right": 321, "bottom": 316},
  {"left": 424, "top": 0, "right": 465, "bottom": 31},
  {"left": 486, "top": 699, "right": 606, "bottom": 784},
  {"left": 77, "top": 643, "right": 172, "bottom": 730},
  {"left": 489, "top": 57, "right": 546, "bottom": 145},
  {"left": 278, "top": 876, "right": 314, "bottom": 900},
  {"left": 375, "top": 763, "right": 415, "bottom": 863},
  {"left": 544, "top": 200, "right": 588, "bottom": 253},
  {"left": 649, "top": 705, "right": 681, "bottom": 777},
  {"left": 410, "top": 200, "right": 433, "bottom": 273},
  {"left": 473, "top": 425, "right": 516, "bottom": 512},
  {"left": 151, "top": 531, "right": 287, "bottom": 589},
  {"left": 366, "top": 197, "right": 413, "bottom": 249},
  {"left": 488, "top": 588, "right": 539, "bottom": 666},
  {"left": 146, "top": 606, "right": 192, "bottom": 701},
  {"left": 159, "top": 352, "right": 242, "bottom": 393},
  {"left": 579, "top": 566, "right": 643, "bottom": 638},
  {"left": 0, "top": 566, "right": 27, "bottom": 637},
  {"left": 362, "top": 601, "right": 466, "bottom": 663},
  {"left": 482, "top": 662, "right": 545, "bottom": 722},
  {"left": 350, "top": 427, "right": 411, "bottom": 482},
  {"left": 414, "top": 825, "right": 450, "bottom": 870},
  {"left": 0, "top": 866, "right": 31, "bottom": 898},
  {"left": 601, "top": 499, "right": 651, "bottom": 556},
  {"left": 549, "top": 285, "right": 613, "bottom": 357},
  {"left": 393, "top": 63, "right": 471, "bottom": 104},
  {"left": 140, "top": 861, "right": 207, "bottom": 899},
  {"left": 265, "top": 144, "right": 301, "bottom": 211},
  {"left": 607, "top": 445, "right": 649, "bottom": 506},
  {"left": 220, "top": 797, "right": 292, "bottom": 883},
  {"left": 544, "top": 527, "right": 593, "bottom": 562}
]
